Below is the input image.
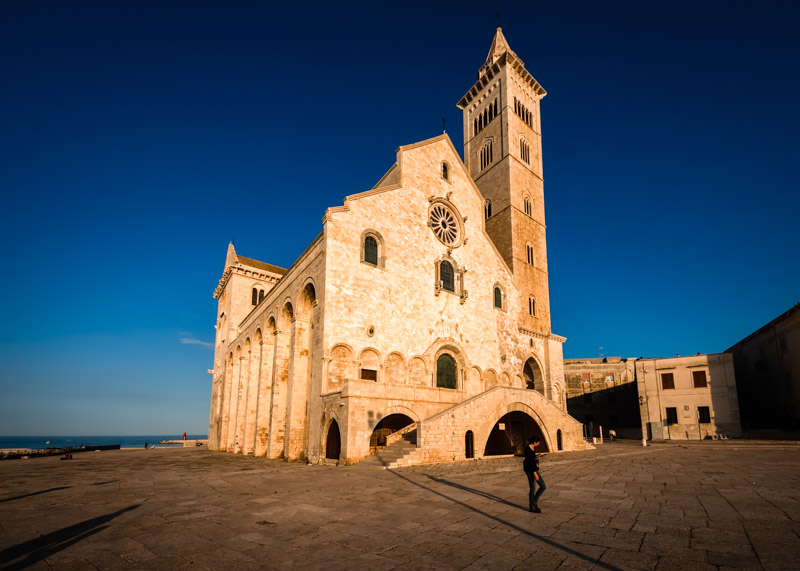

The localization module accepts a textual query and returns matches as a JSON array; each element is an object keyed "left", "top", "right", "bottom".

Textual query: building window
[
  {"left": 605, "top": 373, "right": 614, "bottom": 384},
  {"left": 526, "top": 244, "right": 534, "bottom": 265},
  {"left": 436, "top": 353, "right": 457, "bottom": 389},
  {"left": 661, "top": 372, "right": 675, "bottom": 390},
  {"left": 665, "top": 407, "right": 678, "bottom": 425},
  {"left": 698, "top": 406, "right": 711, "bottom": 423},
  {"left": 251, "top": 287, "right": 264, "bottom": 306},
  {"left": 493, "top": 286, "right": 503, "bottom": 309},
  {"left": 692, "top": 370, "right": 708, "bottom": 388},
  {"left": 360, "top": 368, "right": 378, "bottom": 381},
  {"left": 440, "top": 261, "right": 454, "bottom": 292},
  {"left": 523, "top": 195, "right": 532, "bottom": 216},
  {"left": 442, "top": 161, "right": 449, "bottom": 181},
  {"left": 485, "top": 199, "right": 492, "bottom": 219},
  {"left": 360, "top": 230, "right": 385, "bottom": 268},
  {"left": 520, "top": 138, "right": 530, "bottom": 164},
  {"left": 528, "top": 296, "right": 536, "bottom": 316},
  {"left": 480, "top": 139, "right": 493, "bottom": 171},
  {"left": 364, "top": 236, "right": 378, "bottom": 265}
]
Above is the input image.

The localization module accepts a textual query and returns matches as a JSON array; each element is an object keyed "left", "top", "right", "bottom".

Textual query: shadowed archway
[
  {"left": 484, "top": 411, "right": 548, "bottom": 456},
  {"left": 523, "top": 358, "right": 545, "bottom": 395},
  {"left": 370, "top": 414, "right": 414, "bottom": 448}
]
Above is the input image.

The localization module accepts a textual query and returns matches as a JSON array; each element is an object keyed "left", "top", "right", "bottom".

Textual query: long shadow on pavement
[
  {"left": 0, "top": 487, "right": 73, "bottom": 503},
  {"left": 389, "top": 470, "right": 621, "bottom": 570},
  {"left": 424, "top": 475, "right": 528, "bottom": 511},
  {"left": 0, "top": 504, "right": 140, "bottom": 569}
]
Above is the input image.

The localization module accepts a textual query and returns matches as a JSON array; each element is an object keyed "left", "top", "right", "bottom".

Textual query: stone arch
[
  {"left": 484, "top": 369, "right": 498, "bottom": 389},
  {"left": 480, "top": 402, "right": 552, "bottom": 456},
  {"left": 384, "top": 352, "right": 406, "bottom": 384},
  {"left": 297, "top": 280, "right": 317, "bottom": 320},
  {"left": 466, "top": 366, "right": 482, "bottom": 395},
  {"left": 500, "top": 371, "right": 511, "bottom": 387},
  {"left": 279, "top": 300, "right": 294, "bottom": 330},
  {"left": 368, "top": 406, "right": 419, "bottom": 448},
  {"left": 358, "top": 348, "right": 381, "bottom": 381},
  {"left": 523, "top": 356, "right": 546, "bottom": 396},
  {"left": 328, "top": 343, "right": 355, "bottom": 384},
  {"left": 408, "top": 356, "right": 428, "bottom": 386}
]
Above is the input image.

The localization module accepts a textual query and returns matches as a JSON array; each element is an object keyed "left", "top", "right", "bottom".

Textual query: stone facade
[
  {"left": 635, "top": 354, "right": 741, "bottom": 440},
  {"left": 726, "top": 302, "right": 800, "bottom": 431},
  {"left": 207, "top": 29, "right": 588, "bottom": 465},
  {"left": 563, "top": 358, "right": 641, "bottom": 439}
]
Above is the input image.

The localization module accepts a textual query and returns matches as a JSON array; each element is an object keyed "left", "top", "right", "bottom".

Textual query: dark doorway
[
  {"left": 370, "top": 414, "right": 414, "bottom": 448},
  {"left": 325, "top": 420, "right": 341, "bottom": 460},
  {"left": 484, "top": 411, "right": 548, "bottom": 456},
  {"left": 557, "top": 429, "right": 563, "bottom": 451},
  {"left": 465, "top": 430, "right": 474, "bottom": 458}
]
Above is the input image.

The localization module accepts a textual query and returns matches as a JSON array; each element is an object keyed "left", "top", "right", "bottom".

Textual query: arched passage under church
[
  {"left": 523, "top": 358, "right": 545, "bottom": 395},
  {"left": 484, "top": 411, "right": 548, "bottom": 456},
  {"left": 369, "top": 414, "right": 414, "bottom": 448},
  {"left": 325, "top": 420, "right": 341, "bottom": 460}
]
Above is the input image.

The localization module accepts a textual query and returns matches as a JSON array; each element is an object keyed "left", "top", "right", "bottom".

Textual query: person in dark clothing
[{"left": 523, "top": 436, "right": 546, "bottom": 513}]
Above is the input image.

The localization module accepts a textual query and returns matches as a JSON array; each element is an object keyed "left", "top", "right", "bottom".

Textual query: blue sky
[{"left": 1, "top": 1, "right": 797, "bottom": 436}]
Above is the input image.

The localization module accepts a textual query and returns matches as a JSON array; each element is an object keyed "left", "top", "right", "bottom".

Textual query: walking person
[{"left": 523, "top": 436, "right": 546, "bottom": 513}]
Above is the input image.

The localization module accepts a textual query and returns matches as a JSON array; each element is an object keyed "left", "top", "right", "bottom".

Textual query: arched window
[
  {"left": 440, "top": 260, "right": 454, "bottom": 292},
  {"left": 465, "top": 430, "right": 474, "bottom": 458},
  {"left": 442, "top": 162, "right": 449, "bottom": 181},
  {"left": 528, "top": 296, "right": 536, "bottom": 316},
  {"left": 480, "top": 140, "right": 493, "bottom": 170},
  {"left": 364, "top": 236, "right": 378, "bottom": 265},
  {"left": 520, "top": 138, "right": 530, "bottom": 164},
  {"left": 436, "top": 353, "right": 457, "bottom": 389},
  {"left": 360, "top": 230, "right": 385, "bottom": 268},
  {"left": 526, "top": 244, "right": 534, "bottom": 265},
  {"left": 494, "top": 286, "right": 503, "bottom": 309},
  {"left": 524, "top": 196, "right": 532, "bottom": 217},
  {"left": 251, "top": 287, "right": 264, "bottom": 306},
  {"left": 258, "top": 290, "right": 265, "bottom": 303},
  {"left": 485, "top": 200, "right": 492, "bottom": 219}
]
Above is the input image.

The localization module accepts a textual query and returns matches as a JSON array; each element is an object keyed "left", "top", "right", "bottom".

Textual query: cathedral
[{"left": 207, "top": 29, "right": 588, "bottom": 465}]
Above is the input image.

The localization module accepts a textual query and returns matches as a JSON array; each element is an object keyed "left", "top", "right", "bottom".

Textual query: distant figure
[
  {"left": 144, "top": 442, "right": 149, "bottom": 449},
  {"left": 183, "top": 432, "right": 187, "bottom": 440},
  {"left": 609, "top": 429, "right": 617, "bottom": 441},
  {"left": 523, "top": 436, "right": 546, "bottom": 513}
]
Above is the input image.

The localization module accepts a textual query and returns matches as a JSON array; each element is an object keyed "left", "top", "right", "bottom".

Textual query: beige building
[
  {"left": 206, "top": 29, "right": 589, "bottom": 466},
  {"left": 635, "top": 354, "right": 741, "bottom": 440},
  {"left": 726, "top": 302, "right": 800, "bottom": 431}
]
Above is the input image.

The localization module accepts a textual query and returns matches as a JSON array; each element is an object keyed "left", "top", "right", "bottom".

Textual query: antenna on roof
[{"left": 442, "top": 117, "right": 446, "bottom": 134}]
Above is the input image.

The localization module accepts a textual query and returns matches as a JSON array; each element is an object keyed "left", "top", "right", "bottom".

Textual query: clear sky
[{"left": 1, "top": 1, "right": 797, "bottom": 436}]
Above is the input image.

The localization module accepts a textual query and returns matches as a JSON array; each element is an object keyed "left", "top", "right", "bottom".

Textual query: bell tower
[{"left": 458, "top": 28, "right": 551, "bottom": 336}]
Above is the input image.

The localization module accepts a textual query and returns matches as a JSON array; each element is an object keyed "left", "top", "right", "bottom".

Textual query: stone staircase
[{"left": 360, "top": 428, "right": 417, "bottom": 468}]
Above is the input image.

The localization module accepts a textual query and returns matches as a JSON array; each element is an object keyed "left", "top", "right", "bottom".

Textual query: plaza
[{"left": 1, "top": 441, "right": 799, "bottom": 569}]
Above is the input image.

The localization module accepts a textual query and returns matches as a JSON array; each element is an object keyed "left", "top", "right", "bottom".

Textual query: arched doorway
[
  {"left": 557, "top": 429, "right": 563, "bottom": 451},
  {"left": 465, "top": 431, "right": 474, "bottom": 459},
  {"left": 484, "top": 411, "right": 548, "bottom": 456},
  {"left": 325, "top": 420, "right": 341, "bottom": 460},
  {"left": 523, "top": 358, "right": 545, "bottom": 395},
  {"left": 370, "top": 414, "right": 414, "bottom": 448}
]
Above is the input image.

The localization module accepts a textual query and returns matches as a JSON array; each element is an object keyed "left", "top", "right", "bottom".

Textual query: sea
[{"left": 0, "top": 435, "right": 208, "bottom": 451}]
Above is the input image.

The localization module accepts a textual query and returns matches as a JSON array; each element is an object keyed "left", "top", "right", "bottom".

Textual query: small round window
[{"left": 430, "top": 203, "right": 460, "bottom": 245}]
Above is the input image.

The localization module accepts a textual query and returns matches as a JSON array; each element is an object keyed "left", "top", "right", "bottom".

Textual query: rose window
[{"left": 430, "top": 204, "right": 460, "bottom": 245}]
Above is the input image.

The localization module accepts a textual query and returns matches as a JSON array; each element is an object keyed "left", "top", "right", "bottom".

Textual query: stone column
[
  {"left": 285, "top": 316, "right": 311, "bottom": 461},
  {"left": 226, "top": 355, "right": 243, "bottom": 451},
  {"left": 234, "top": 349, "right": 252, "bottom": 454},
  {"left": 255, "top": 339, "right": 274, "bottom": 457},
  {"left": 243, "top": 341, "right": 263, "bottom": 456},
  {"left": 267, "top": 330, "right": 290, "bottom": 459}
]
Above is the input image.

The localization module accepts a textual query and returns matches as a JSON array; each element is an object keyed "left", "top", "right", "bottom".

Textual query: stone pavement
[{"left": 1, "top": 441, "right": 799, "bottom": 570}]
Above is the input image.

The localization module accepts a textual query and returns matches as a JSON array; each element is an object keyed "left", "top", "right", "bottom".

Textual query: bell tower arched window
[
  {"left": 524, "top": 195, "right": 532, "bottom": 217},
  {"left": 485, "top": 199, "right": 492, "bottom": 219}
]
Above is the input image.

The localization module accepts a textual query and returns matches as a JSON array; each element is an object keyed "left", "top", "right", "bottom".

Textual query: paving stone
[{"left": 1, "top": 442, "right": 799, "bottom": 569}]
